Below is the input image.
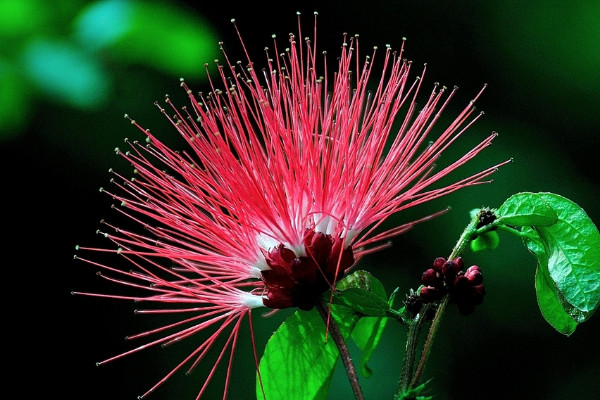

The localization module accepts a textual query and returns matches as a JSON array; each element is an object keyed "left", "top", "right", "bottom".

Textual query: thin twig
[
  {"left": 409, "top": 295, "right": 449, "bottom": 388},
  {"left": 398, "top": 303, "right": 432, "bottom": 397},
  {"left": 315, "top": 298, "right": 365, "bottom": 400}
]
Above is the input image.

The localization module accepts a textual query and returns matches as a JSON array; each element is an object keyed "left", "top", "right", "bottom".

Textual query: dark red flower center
[{"left": 261, "top": 229, "right": 354, "bottom": 310}]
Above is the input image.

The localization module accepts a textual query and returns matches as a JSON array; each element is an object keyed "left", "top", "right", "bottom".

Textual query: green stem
[
  {"left": 315, "top": 298, "right": 365, "bottom": 400},
  {"left": 397, "top": 303, "right": 432, "bottom": 397},
  {"left": 448, "top": 212, "right": 479, "bottom": 260},
  {"left": 495, "top": 224, "right": 535, "bottom": 238},
  {"left": 409, "top": 295, "right": 449, "bottom": 388}
]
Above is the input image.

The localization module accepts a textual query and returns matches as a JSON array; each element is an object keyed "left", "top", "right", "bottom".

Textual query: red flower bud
[
  {"left": 453, "top": 273, "right": 469, "bottom": 290},
  {"left": 432, "top": 257, "right": 446, "bottom": 271},
  {"left": 442, "top": 259, "right": 460, "bottom": 278},
  {"left": 453, "top": 257, "right": 464, "bottom": 270},
  {"left": 470, "top": 284, "right": 486, "bottom": 305},
  {"left": 420, "top": 286, "right": 442, "bottom": 302},
  {"left": 466, "top": 265, "right": 481, "bottom": 274},
  {"left": 465, "top": 265, "right": 483, "bottom": 285},
  {"left": 422, "top": 268, "right": 438, "bottom": 285}
]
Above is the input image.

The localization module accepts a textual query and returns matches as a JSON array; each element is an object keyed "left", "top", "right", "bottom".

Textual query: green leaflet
[
  {"left": 470, "top": 231, "right": 500, "bottom": 252},
  {"left": 333, "top": 270, "right": 390, "bottom": 316},
  {"left": 336, "top": 270, "right": 388, "bottom": 295},
  {"left": 351, "top": 316, "right": 388, "bottom": 378},
  {"left": 345, "top": 272, "right": 395, "bottom": 379},
  {"left": 335, "top": 270, "right": 392, "bottom": 378},
  {"left": 21, "top": 38, "right": 111, "bottom": 110},
  {"left": 398, "top": 379, "right": 434, "bottom": 400}
]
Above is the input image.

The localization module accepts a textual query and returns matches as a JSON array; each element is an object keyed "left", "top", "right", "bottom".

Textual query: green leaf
[
  {"left": 531, "top": 193, "right": 600, "bottom": 314},
  {"left": 496, "top": 192, "right": 558, "bottom": 227},
  {"left": 470, "top": 231, "right": 500, "bottom": 252},
  {"left": 333, "top": 270, "right": 390, "bottom": 316},
  {"left": 333, "top": 288, "right": 390, "bottom": 316},
  {"left": 495, "top": 192, "right": 600, "bottom": 332},
  {"left": 336, "top": 270, "right": 388, "bottom": 296},
  {"left": 256, "top": 305, "right": 360, "bottom": 400},
  {"left": 333, "top": 270, "right": 391, "bottom": 377},
  {"left": 351, "top": 316, "right": 389, "bottom": 378},
  {"left": 527, "top": 229, "right": 592, "bottom": 335},
  {"left": 535, "top": 264, "right": 578, "bottom": 335},
  {"left": 399, "top": 379, "right": 433, "bottom": 400}
]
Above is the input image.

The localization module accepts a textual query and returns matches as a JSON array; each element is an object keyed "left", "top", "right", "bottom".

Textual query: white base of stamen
[
  {"left": 345, "top": 229, "right": 359, "bottom": 247},
  {"left": 255, "top": 232, "right": 305, "bottom": 259},
  {"left": 315, "top": 214, "right": 338, "bottom": 235},
  {"left": 239, "top": 292, "right": 266, "bottom": 309},
  {"left": 249, "top": 266, "right": 264, "bottom": 279},
  {"left": 256, "top": 232, "right": 279, "bottom": 250},
  {"left": 288, "top": 243, "right": 306, "bottom": 257}
]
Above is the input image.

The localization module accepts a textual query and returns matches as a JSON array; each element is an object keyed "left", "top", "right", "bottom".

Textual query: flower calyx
[{"left": 261, "top": 229, "right": 354, "bottom": 310}]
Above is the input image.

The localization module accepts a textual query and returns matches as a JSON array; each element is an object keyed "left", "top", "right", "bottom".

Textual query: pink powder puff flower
[{"left": 74, "top": 12, "right": 509, "bottom": 400}]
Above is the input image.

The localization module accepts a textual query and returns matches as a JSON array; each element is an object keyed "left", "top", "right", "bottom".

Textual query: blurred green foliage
[{"left": 0, "top": 0, "right": 219, "bottom": 138}]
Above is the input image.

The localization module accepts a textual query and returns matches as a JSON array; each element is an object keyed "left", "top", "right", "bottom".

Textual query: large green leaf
[
  {"left": 333, "top": 287, "right": 390, "bottom": 316},
  {"left": 494, "top": 192, "right": 599, "bottom": 334},
  {"left": 256, "top": 305, "right": 360, "bottom": 400},
  {"left": 496, "top": 192, "right": 558, "bottom": 227},
  {"left": 339, "top": 270, "right": 391, "bottom": 378},
  {"left": 351, "top": 315, "right": 389, "bottom": 378},
  {"left": 532, "top": 193, "right": 600, "bottom": 314},
  {"left": 533, "top": 251, "right": 578, "bottom": 335}
]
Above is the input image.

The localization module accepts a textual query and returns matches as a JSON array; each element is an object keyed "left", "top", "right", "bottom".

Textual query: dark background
[{"left": 4, "top": 1, "right": 599, "bottom": 399}]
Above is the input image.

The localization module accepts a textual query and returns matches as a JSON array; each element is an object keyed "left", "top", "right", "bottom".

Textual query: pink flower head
[{"left": 74, "top": 12, "right": 508, "bottom": 400}]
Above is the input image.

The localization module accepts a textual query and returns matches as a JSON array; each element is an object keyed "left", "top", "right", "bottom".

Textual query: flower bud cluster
[
  {"left": 403, "top": 288, "right": 424, "bottom": 318},
  {"left": 419, "top": 256, "right": 486, "bottom": 315},
  {"left": 476, "top": 207, "right": 497, "bottom": 228}
]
